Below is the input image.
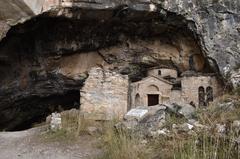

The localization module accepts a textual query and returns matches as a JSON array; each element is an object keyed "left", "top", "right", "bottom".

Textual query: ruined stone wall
[
  {"left": 81, "top": 67, "right": 129, "bottom": 120},
  {"left": 181, "top": 75, "right": 222, "bottom": 107}
]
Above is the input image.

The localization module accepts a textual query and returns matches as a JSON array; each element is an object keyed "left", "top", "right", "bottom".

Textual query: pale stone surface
[
  {"left": 80, "top": 67, "right": 129, "bottom": 120},
  {"left": 50, "top": 112, "right": 62, "bottom": 131},
  {"left": 233, "top": 120, "right": 240, "bottom": 133},
  {"left": 174, "top": 103, "right": 195, "bottom": 119},
  {"left": 124, "top": 108, "right": 148, "bottom": 121},
  {"left": 173, "top": 123, "right": 194, "bottom": 132},
  {"left": 230, "top": 68, "right": 240, "bottom": 88},
  {"left": 0, "top": 21, "right": 10, "bottom": 41},
  {"left": 216, "top": 124, "right": 226, "bottom": 134},
  {"left": 56, "top": 52, "right": 109, "bottom": 80},
  {"left": 87, "top": 126, "right": 99, "bottom": 136},
  {"left": 0, "top": 0, "right": 45, "bottom": 25}
]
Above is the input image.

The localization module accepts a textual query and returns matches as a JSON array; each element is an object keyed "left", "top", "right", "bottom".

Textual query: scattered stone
[
  {"left": 216, "top": 124, "right": 226, "bottom": 134},
  {"left": 234, "top": 137, "right": 240, "bottom": 145},
  {"left": 188, "top": 119, "right": 198, "bottom": 125},
  {"left": 49, "top": 112, "right": 62, "bottom": 131},
  {"left": 157, "top": 128, "right": 170, "bottom": 136},
  {"left": 193, "top": 122, "right": 209, "bottom": 131},
  {"left": 87, "top": 127, "right": 99, "bottom": 136},
  {"left": 233, "top": 120, "right": 240, "bottom": 133},
  {"left": 173, "top": 123, "right": 194, "bottom": 132},
  {"left": 140, "top": 140, "right": 148, "bottom": 145},
  {"left": 218, "top": 101, "right": 236, "bottom": 111},
  {"left": 149, "top": 128, "right": 170, "bottom": 138}
]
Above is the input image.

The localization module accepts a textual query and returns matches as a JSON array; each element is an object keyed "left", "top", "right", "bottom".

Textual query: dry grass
[
  {"left": 96, "top": 121, "right": 153, "bottom": 159},
  {"left": 150, "top": 92, "right": 240, "bottom": 159},
  {"left": 43, "top": 89, "right": 240, "bottom": 159},
  {"left": 43, "top": 109, "right": 98, "bottom": 141},
  {"left": 196, "top": 94, "right": 240, "bottom": 127}
]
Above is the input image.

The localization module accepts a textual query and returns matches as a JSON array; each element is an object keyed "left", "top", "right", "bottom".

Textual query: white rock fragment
[
  {"left": 50, "top": 112, "right": 62, "bottom": 131},
  {"left": 216, "top": 124, "right": 226, "bottom": 134},
  {"left": 124, "top": 108, "right": 148, "bottom": 121},
  {"left": 149, "top": 4, "right": 157, "bottom": 12}
]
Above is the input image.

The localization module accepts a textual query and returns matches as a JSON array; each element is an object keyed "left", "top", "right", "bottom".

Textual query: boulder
[
  {"left": 124, "top": 107, "right": 149, "bottom": 121},
  {"left": 173, "top": 123, "right": 194, "bottom": 133},
  {"left": 216, "top": 124, "right": 226, "bottom": 134},
  {"left": 233, "top": 120, "right": 240, "bottom": 133},
  {"left": 166, "top": 103, "right": 196, "bottom": 119},
  {"left": 86, "top": 126, "right": 99, "bottom": 136},
  {"left": 49, "top": 112, "right": 62, "bottom": 131},
  {"left": 117, "top": 105, "right": 167, "bottom": 135}
]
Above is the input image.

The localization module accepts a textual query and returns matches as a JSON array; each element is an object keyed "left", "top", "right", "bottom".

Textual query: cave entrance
[
  {"left": 8, "top": 90, "right": 80, "bottom": 131},
  {"left": 148, "top": 94, "right": 159, "bottom": 106}
]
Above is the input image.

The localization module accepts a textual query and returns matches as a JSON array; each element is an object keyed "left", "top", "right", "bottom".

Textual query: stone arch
[
  {"left": 198, "top": 86, "right": 205, "bottom": 107},
  {"left": 135, "top": 93, "right": 141, "bottom": 107},
  {"left": 206, "top": 86, "right": 213, "bottom": 105},
  {"left": 147, "top": 85, "right": 159, "bottom": 92}
]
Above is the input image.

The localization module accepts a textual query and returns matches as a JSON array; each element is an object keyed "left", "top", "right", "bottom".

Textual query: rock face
[
  {"left": 0, "top": 0, "right": 239, "bottom": 77},
  {"left": 0, "top": 0, "right": 239, "bottom": 130}
]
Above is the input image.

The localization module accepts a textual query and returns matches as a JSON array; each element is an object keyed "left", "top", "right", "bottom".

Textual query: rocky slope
[{"left": 0, "top": 0, "right": 239, "bottom": 130}]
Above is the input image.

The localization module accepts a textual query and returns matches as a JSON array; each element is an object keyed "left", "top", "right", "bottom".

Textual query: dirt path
[{"left": 0, "top": 127, "right": 101, "bottom": 159}]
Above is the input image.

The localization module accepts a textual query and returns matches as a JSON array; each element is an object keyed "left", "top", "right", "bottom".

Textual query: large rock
[
  {"left": 165, "top": 103, "right": 196, "bottom": 119},
  {"left": 124, "top": 107, "right": 149, "bottom": 121},
  {"left": 117, "top": 105, "right": 167, "bottom": 136}
]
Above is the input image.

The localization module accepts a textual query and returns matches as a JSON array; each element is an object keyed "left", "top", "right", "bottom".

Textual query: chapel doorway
[{"left": 148, "top": 94, "right": 159, "bottom": 106}]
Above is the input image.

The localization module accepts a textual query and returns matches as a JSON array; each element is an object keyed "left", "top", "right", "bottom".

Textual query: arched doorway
[
  {"left": 206, "top": 86, "right": 213, "bottom": 105},
  {"left": 147, "top": 85, "right": 160, "bottom": 106},
  {"left": 198, "top": 86, "right": 205, "bottom": 107},
  {"left": 135, "top": 94, "right": 141, "bottom": 107}
]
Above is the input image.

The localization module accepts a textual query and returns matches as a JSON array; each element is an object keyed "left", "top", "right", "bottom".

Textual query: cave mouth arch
[
  {"left": 3, "top": 90, "right": 80, "bottom": 131},
  {"left": 0, "top": 8, "right": 216, "bottom": 131}
]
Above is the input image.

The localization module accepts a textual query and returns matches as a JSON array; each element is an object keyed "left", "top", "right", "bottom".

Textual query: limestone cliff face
[
  {"left": 0, "top": 0, "right": 239, "bottom": 130},
  {"left": 0, "top": 0, "right": 239, "bottom": 76}
]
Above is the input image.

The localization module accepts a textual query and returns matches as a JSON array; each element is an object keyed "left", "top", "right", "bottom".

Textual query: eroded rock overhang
[{"left": 1, "top": 0, "right": 240, "bottom": 78}]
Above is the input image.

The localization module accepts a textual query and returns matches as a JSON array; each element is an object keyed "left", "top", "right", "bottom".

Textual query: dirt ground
[{"left": 0, "top": 127, "right": 102, "bottom": 159}]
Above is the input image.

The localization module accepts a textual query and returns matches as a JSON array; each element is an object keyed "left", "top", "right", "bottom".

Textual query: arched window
[
  {"left": 206, "top": 86, "right": 213, "bottom": 105},
  {"left": 135, "top": 94, "right": 141, "bottom": 107},
  {"left": 198, "top": 86, "right": 205, "bottom": 107},
  {"left": 158, "top": 70, "right": 162, "bottom": 75}
]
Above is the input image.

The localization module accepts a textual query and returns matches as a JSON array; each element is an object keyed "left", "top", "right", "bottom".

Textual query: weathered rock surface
[
  {"left": 0, "top": 0, "right": 239, "bottom": 77},
  {"left": 116, "top": 105, "right": 171, "bottom": 136},
  {"left": 0, "top": 0, "right": 239, "bottom": 130}
]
